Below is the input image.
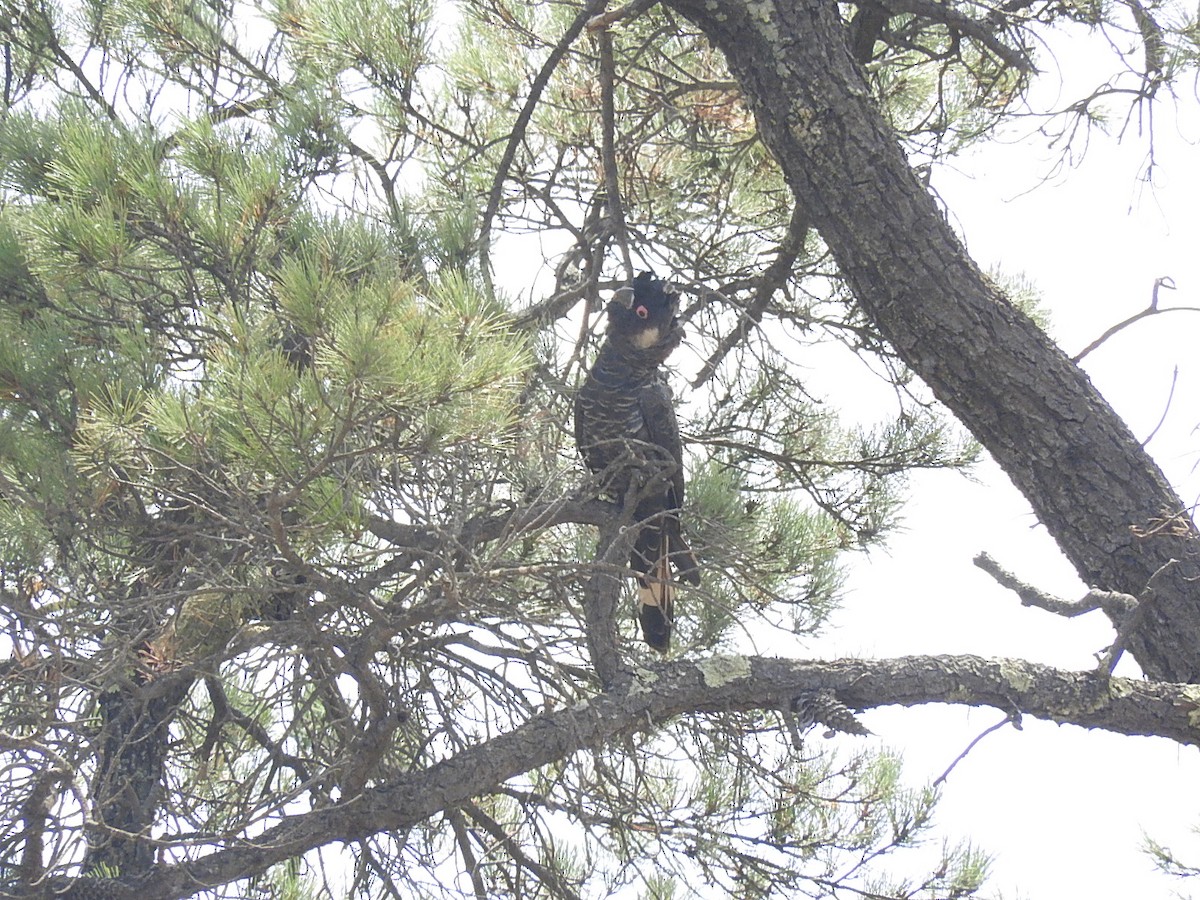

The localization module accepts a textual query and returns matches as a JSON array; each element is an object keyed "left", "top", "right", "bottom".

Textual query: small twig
[
  {"left": 692, "top": 203, "right": 811, "bottom": 388},
  {"left": 933, "top": 713, "right": 1018, "bottom": 788},
  {"left": 37, "top": 6, "right": 121, "bottom": 124},
  {"left": 463, "top": 801, "right": 586, "bottom": 900},
  {"left": 1073, "top": 276, "right": 1195, "bottom": 362},
  {"left": 1140, "top": 365, "right": 1177, "bottom": 448},
  {"left": 203, "top": 675, "right": 313, "bottom": 785},
  {"left": 478, "top": 0, "right": 609, "bottom": 283},
  {"left": 596, "top": 28, "right": 633, "bottom": 278},
  {"left": 447, "top": 810, "right": 488, "bottom": 900},
  {"left": 1130, "top": 509, "right": 1196, "bottom": 540},
  {"left": 586, "top": 0, "right": 658, "bottom": 32},
  {"left": 1097, "top": 558, "right": 1178, "bottom": 674},
  {"left": 346, "top": 139, "right": 402, "bottom": 225},
  {"left": 3, "top": 41, "right": 12, "bottom": 106}
]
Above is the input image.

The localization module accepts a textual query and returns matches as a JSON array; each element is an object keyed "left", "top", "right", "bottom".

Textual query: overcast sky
[{"left": 804, "top": 23, "right": 1200, "bottom": 898}]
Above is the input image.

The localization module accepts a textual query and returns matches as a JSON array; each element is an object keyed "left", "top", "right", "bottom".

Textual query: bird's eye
[{"left": 635, "top": 305, "right": 649, "bottom": 319}]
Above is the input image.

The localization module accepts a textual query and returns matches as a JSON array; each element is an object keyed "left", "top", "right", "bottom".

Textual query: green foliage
[
  {"left": 0, "top": 0, "right": 1128, "bottom": 895},
  {"left": 1144, "top": 827, "right": 1200, "bottom": 884},
  {"left": 539, "top": 719, "right": 995, "bottom": 899},
  {"left": 686, "top": 462, "right": 845, "bottom": 642},
  {"left": 990, "top": 267, "right": 1052, "bottom": 330}
]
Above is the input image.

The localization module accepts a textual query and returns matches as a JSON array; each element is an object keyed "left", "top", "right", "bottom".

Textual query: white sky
[{"left": 805, "top": 23, "right": 1200, "bottom": 899}]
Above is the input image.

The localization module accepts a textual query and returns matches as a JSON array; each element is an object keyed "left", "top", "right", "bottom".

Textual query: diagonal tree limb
[
  {"left": 478, "top": 0, "right": 610, "bottom": 284},
  {"left": 692, "top": 203, "right": 811, "bottom": 389},
  {"left": 83, "top": 653, "right": 1200, "bottom": 900},
  {"left": 31, "top": 4, "right": 121, "bottom": 124},
  {"left": 366, "top": 498, "right": 618, "bottom": 559},
  {"left": 664, "top": 0, "right": 1200, "bottom": 683},
  {"left": 869, "top": 0, "right": 1034, "bottom": 72}
]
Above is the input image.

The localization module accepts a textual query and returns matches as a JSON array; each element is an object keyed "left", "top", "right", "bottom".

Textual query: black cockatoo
[{"left": 574, "top": 271, "right": 701, "bottom": 651}]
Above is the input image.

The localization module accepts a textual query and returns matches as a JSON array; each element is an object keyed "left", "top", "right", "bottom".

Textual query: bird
[{"left": 574, "top": 271, "right": 701, "bottom": 651}]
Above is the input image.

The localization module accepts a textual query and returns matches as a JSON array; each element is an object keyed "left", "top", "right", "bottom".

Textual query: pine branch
[
  {"left": 92, "top": 653, "right": 1200, "bottom": 900},
  {"left": 478, "top": 0, "right": 610, "bottom": 283}
]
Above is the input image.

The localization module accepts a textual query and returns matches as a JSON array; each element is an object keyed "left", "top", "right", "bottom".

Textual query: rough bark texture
[
  {"left": 87, "top": 691, "right": 175, "bottom": 873},
  {"left": 26, "top": 653, "right": 1198, "bottom": 900},
  {"left": 664, "top": 0, "right": 1200, "bottom": 682}
]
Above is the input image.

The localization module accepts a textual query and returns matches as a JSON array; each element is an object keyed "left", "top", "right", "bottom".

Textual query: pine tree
[{"left": 0, "top": 0, "right": 1196, "bottom": 897}]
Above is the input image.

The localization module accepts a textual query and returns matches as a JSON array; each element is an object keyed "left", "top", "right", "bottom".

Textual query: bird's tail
[
  {"left": 633, "top": 512, "right": 701, "bottom": 651},
  {"left": 667, "top": 522, "right": 701, "bottom": 586},
  {"left": 637, "top": 547, "right": 674, "bottom": 652}
]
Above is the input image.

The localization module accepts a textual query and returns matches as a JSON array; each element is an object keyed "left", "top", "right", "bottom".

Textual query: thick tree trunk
[
  {"left": 88, "top": 684, "right": 190, "bottom": 877},
  {"left": 665, "top": 0, "right": 1200, "bottom": 682}
]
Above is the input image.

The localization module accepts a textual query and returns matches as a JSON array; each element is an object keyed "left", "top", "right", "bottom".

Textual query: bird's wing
[
  {"left": 638, "top": 375, "right": 700, "bottom": 587},
  {"left": 572, "top": 391, "right": 590, "bottom": 465},
  {"left": 637, "top": 375, "right": 685, "bottom": 507}
]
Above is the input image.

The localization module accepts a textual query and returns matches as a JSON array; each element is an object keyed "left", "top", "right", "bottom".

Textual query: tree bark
[
  {"left": 87, "top": 690, "right": 178, "bottom": 874},
  {"left": 664, "top": 0, "right": 1200, "bottom": 682},
  {"left": 55, "top": 653, "right": 1200, "bottom": 900}
]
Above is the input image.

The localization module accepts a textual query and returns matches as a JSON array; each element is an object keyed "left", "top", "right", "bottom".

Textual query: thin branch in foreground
[
  {"left": 932, "top": 713, "right": 1018, "bottom": 788},
  {"left": 1072, "top": 276, "right": 1195, "bottom": 363},
  {"left": 596, "top": 27, "right": 633, "bottom": 278},
  {"left": 478, "top": 0, "right": 610, "bottom": 283},
  {"left": 973, "top": 552, "right": 1136, "bottom": 620},
  {"left": 1098, "top": 557, "right": 1179, "bottom": 675},
  {"left": 1140, "top": 365, "right": 1178, "bottom": 448},
  {"left": 692, "top": 203, "right": 811, "bottom": 389},
  {"left": 463, "top": 801, "right": 585, "bottom": 900}
]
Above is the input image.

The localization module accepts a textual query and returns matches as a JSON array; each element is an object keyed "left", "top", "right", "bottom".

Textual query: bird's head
[{"left": 605, "top": 271, "right": 685, "bottom": 355}]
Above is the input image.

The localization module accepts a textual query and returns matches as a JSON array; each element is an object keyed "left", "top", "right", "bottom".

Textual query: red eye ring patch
[{"left": 635, "top": 305, "right": 649, "bottom": 319}]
